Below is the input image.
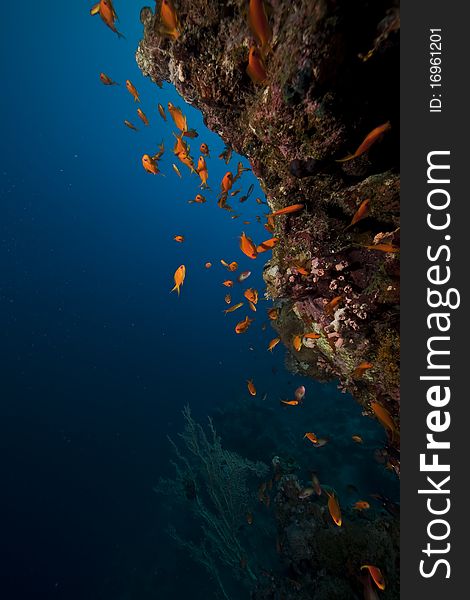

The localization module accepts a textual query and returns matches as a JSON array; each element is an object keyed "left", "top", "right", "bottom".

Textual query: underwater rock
[{"left": 136, "top": 0, "right": 400, "bottom": 459}]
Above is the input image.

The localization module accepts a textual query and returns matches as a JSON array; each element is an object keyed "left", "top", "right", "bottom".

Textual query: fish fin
[{"left": 90, "top": 3, "right": 100, "bottom": 16}]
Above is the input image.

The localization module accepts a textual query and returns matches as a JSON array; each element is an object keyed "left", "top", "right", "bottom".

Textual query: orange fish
[
  {"left": 168, "top": 102, "right": 187, "bottom": 132},
  {"left": 240, "top": 232, "right": 258, "bottom": 259},
  {"left": 124, "top": 120, "right": 138, "bottom": 131},
  {"left": 248, "top": 0, "right": 272, "bottom": 56},
  {"left": 268, "top": 337, "right": 280, "bottom": 352},
  {"left": 353, "top": 501, "right": 370, "bottom": 511},
  {"left": 360, "top": 566, "right": 385, "bottom": 591},
  {"left": 346, "top": 199, "right": 370, "bottom": 229},
  {"left": 222, "top": 280, "right": 234, "bottom": 288},
  {"left": 280, "top": 399, "right": 299, "bottom": 406},
  {"left": 247, "top": 379, "right": 256, "bottom": 396},
  {"left": 264, "top": 214, "right": 275, "bottom": 233},
  {"left": 157, "top": 103, "right": 167, "bottom": 121},
  {"left": 171, "top": 265, "right": 186, "bottom": 296},
  {"left": 303, "top": 333, "right": 320, "bottom": 340},
  {"left": 235, "top": 316, "right": 253, "bottom": 334},
  {"left": 293, "top": 335, "right": 302, "bottom": 352},
  {"left": 337, "top": 122, "right": 391, "bottom": 162},
  {"left": 247, "top": 46, "right": 268, "bottom": 85},
  {"left": 174, "top": 235, "right": 184, "bottom": 243},
  {"left": 160, "top": 0, "right": 180, "bottom": 39},
  {"left": 244, "top": 288, "right": 258, "bottom": 304},
  {"left": 137, "top": 108, "right": 149, "bottom": 126},
  {"left": 224, "top": 302, "right": 243, "bottom": 314},
  {"left": 142, "top": 154, "right": 160, "bottom": 175},
  {"left": 294, "top": 265, "right": 309, "bottom": 276},
  {"left": 304, "top": 432, "right": 318, "bottom": 444},
  {"left": 371, "top": 402, "right": 396, "bottom": 439},
  {"left": 326, "top": 491, "right": 342, "bottom": 527},
  {"left": 188, "top": 194, "right": 206, "bottom": 204},
  {"left": 92, "top": 0, "right": 124, "bottom": 38},
  {"left": 200, "top": 143, "right": 210, "bottom": 156},
  {"left": 325, "top": 295, "right": 342, "bottom": 316},
  {"left": 364, "top": 243, "right": 400, "bottom": 253},
  {"left": 256, "top": 237, "right": 278, "bottom": 253},
  {"left": 267, "top": 308, "right": 278, "bottom": 320},
  {"left": 352, "top": 435, "right": 364, "bottom": 444},
  {"left": 205, "top": 262, "right": 212, "bottom": 269},
  {"left": 248, "top": 301, "right": 257, "bottom": 312},
  {"left": 224, "top": 294, "right": 232, "bottom": 304},
  {"left": 126, "top": 80, "right": 139, "bottom": 102},
  {"left": 99, "top": 72, "right": 118, "bottom": 85},
  {"left": 172, "top": 164, "right": 182, "bottom": 178},
  {"left": 219, "top": 145, "right": 232, "bottom": 164},
  {"left": 197, "top": 156, "right": 209, "bottom": 188},
  {"left": 352, "top": 361, "right": 373, "bottom": 379},
  {"left": 220, "top": 172, "right": 233, "bottom": 194},
  {"left": 268, "top": 204, "right": 304, "bottom": 217},
  {"left": 183, "top": 129, "right": 199, "bottom": 139}
]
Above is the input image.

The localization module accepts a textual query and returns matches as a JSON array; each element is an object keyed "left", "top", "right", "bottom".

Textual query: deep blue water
[{"left": 0, "top": 3, "right": 397, "bottom": 599}]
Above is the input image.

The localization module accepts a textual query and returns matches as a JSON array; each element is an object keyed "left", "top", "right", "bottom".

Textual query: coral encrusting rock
[{"left": 136, "top": 1, "right": 400, "bottom": 457}]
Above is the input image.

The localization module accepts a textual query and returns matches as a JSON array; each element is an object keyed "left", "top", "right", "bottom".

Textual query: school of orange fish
[{"left": 90, "top": 1, "right": 397, "bottom": 593}]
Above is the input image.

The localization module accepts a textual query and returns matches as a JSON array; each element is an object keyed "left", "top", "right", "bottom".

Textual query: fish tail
[{"left": 335, "top": 154, "right": 355, "bottom": 163}]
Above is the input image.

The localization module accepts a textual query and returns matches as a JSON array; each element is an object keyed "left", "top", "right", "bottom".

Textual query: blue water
[{"left": 0, "top": 3, "right": 397, "bottom": 599}]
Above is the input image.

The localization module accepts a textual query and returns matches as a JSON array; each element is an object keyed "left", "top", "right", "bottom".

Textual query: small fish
[
  {"left": 256, "top": 197, "right": 267, "bottom": 205},
  {"left": 244, "top": 288, "right": 258, "bottom": 304},
  {"left": 303, "top": 332, "right": 320, "bottom": 340},
  {"left": 363, "top": 243, "right": 400, "bottom": 253},
  {"left": 268, "top": 204, "right": 304, "bottom": 217},
  {"left": 371, "top": 402, "right": 396, "bottom": 439},
  {"left": 174, "top": 235, "right": 184, "bottom": 243},
  {"left": 346, "top": 199, "right": 370, "bottom": 230},
  {"left": 293, "top": 335, "right": 302, "bottom": 352},
  {"left": 240, "top": 232, "right": 258, "bottom": 259},
  {"left": 224, "top": 294, "right": 232, "bottom": 304},
  {"left": 171, "top": 265, "right": 186, "bottom": 296},
  {"left": 99, "top": 72, "right": 118, "bottom": 85},
  {"left": 336, "top": 122, "right": 391, "bottom": 163},
  {"left": 360, "top": 566, "right": 385, "bottom": 591},
  {"left": 325, "top": 295, "right": 342, "bottom": 316},
  {"left": 239, "top": 184, "right": 254, "bottom": 204},
  {"left": 142, "top": 154, "right": 160, "bottom": 175},
  {"left": 294, "top": 265, "right": 309, "bottom": 276},
  {"left": 222, "top": 280, "right": 234, "bottom": 288},
  {"left": 264, "top": 215, "right": 275, "bottom": 233},
  {"left": 248, "top": 0, "right": 272, "bottom": 56},
  {"left": 183, "top": 129, "right": 199, "bottom": 139},
  {"left": 294, "top": 386, "right": 305, "bottom": 402},
  {"left": 200, "top": 143, "right": 210, "bottom": 156},
  {"left": 224, "top": 302, "right": 243, "bottom": 314},
  {"left": 92, "top": 0, "right": 125, "bottom": 39},
  {"left": 248, "top": 301, "right": 257, "bottom": 312},
  {"left": 298, "top": 487, "right": 315, "bottom": 500},
  {"left": 304, "top": 432, "right": 318, "bottom": 445},
  {"left": 352, "top": 435, "right": 364, "bottom": 444},
  {"left": 353, "top": 501, "right": 370, "bottom": 511},
  {"left": 247, "top": 46, "right": 268, "bottom": 85},
  {"left": 172, "top": 163, "right": 182, "bottom": 178},
  {"left": 137, "top": 108, "right": 149, "bottom": 126},
  {"left": 256, "top": 237, "right": 278, "bottom": 253},
  {"left": 168, "top": 102, "right": 187, "bottom": 132},
  {"left": 124, "top": 120, "right": 138, "bottom": 131},
  {"left": 219, "top": 145, "right": 232, "bottom": 164},
  {"left": 267, "top": 308, "right": 278, "bottom": 320},
  {"left": 205, "top": 262, "right": 212, "bottom": 269},
  {"left": 268, "top": 337, "right": 280, "bottom": 352},
  {"left": 247, "top": 379, "right": 256, "bottom": 396},
  {"left": 126, "top": 80, "right": 140, "bottom": 102},
  {"left": 235, "top": 316, "right": 253, "bottom": 334},
  {"left": 196, "top": 157, "right": 209, "bottom": 187},
  {"left": 157, "top": 103, "right": 167, "bottom": 121},
  {"left": 160, "top": 0, "right": 180, "bottom": 40},
  {"left": 233, "top": 161, "right": 251, "bottom": 183},
  {"left": 220, "top": 172, "right": 234, "bottom": 194},
  {"left": 280, "top": 399, "right": 299, "bottom": 406},
  {"left": 311, "top": 473, "right": 322, "bottom": 496},
  {"left": 326, "top": 491, "right": 342, "bottom": 527},
  {"left": 352, "top": 361, "right": 373, "bottom": 379},
  {"left": 188, "top": 194, "right": 206, "bottom": 204},
  {"left": 237, "top": 270, "right": 251, "bottom": 283}
]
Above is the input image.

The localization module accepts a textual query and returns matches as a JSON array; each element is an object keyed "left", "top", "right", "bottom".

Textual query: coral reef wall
[{"left": 136, "top": 0, "right": 400, "bottom": 455}]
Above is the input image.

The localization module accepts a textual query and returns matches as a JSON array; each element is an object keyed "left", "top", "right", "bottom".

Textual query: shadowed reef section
[{"left": 136, "top": 0, "right": 400, "bottom": 461}]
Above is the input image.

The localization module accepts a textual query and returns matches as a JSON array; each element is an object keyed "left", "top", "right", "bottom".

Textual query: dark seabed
[{"left": 0, "top": 2, "right": 399, "bottom": 599}]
